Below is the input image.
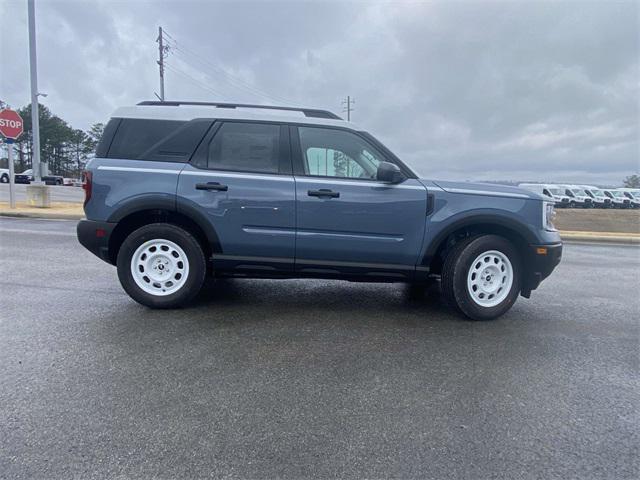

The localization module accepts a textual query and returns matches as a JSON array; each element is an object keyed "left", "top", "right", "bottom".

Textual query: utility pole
[
  {"left": 342, "top": 96, "right": 355, "bottom": 121},
  {"left": 157, "top": 26, "right": 167, "bottom": 101},
  {"left": 27, "top": 0, "right": 42, "bottom": 182}
]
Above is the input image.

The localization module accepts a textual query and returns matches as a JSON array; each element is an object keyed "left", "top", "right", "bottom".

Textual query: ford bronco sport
[{"left": 77, "top": 101, "right": 562, "bottom": 320}]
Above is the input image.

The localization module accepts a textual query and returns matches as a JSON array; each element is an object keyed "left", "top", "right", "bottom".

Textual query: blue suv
[{"left": 77, "top": 101, "right": 562, "bottom": 320}]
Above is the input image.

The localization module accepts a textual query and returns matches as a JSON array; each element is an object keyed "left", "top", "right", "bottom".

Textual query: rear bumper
[
  {"left": 77, "top": 219, "right": 116, "bottom": 264},
  {"left": 521, "top": 242, "right": 562, "bottom": 297}
]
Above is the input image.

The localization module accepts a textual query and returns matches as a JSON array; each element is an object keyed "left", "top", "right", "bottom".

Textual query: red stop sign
[{"left": 0, "top": 109, "right": 24, "bottom": 140}]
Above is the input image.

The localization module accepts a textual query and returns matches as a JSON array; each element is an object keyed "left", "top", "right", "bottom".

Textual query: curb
[
  {"left": 0, "top": 211, "right": 84, "bottom": 220},
  {"left": 560, "top": 232, "right": 640, "bottom": 245}
]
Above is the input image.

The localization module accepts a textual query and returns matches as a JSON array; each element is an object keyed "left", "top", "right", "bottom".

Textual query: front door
[
  {"left": 177, "top": 121, "right": 296, "bottom": 272},
  {"left": 291, "top": 125, "right": 428, "bottom": 278}
]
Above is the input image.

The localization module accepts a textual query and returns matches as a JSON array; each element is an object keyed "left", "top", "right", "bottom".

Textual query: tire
[
  {"left": 0, "top": 174, "right": 8, "bottom": 183},
  {"left": 441, "top": 235, "right": 522, "bottom": 321},
  {"left": 116, "top": 223, "right": 207, "bottom": 308},
  {"left": 569, "top": 201, "right": 576, "bottom": 208}
]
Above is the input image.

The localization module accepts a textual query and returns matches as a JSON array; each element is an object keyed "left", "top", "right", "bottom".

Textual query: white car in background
[
  {"left": 518, "top": 183, "right": 571, "bottom": 208},
  {"left": 581, "top": 185, "right": 613, "bottom": 208},
  {"left": 556, "top": 184, "right": 593, "bottom": 208},
  {"left": 603, "top": 189, "right": 632, "bottom": 208},
  {"left": 617, "top": 188, "right": 640, "bottom": 208}
]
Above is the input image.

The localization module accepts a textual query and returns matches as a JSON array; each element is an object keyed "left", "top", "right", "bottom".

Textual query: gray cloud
[{"left": 1, "top": 0, "right": 638, "bottom": 184}]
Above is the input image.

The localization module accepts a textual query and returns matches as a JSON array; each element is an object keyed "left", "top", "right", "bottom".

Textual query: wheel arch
[
  {"left": 424, "top": 214, "right": 535, "bottom": 276},
  {"left": 106, "top": 201, "right": 221, "bottom": 265}
]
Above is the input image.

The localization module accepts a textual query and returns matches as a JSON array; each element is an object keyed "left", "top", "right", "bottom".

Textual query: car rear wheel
[
  {"left": 0, "top": 174, "right": 8, "bottom": 183},
  {"left": 116, "top": 223, "right": 206, "bottom": 308},
  {"left": 441, "top": 235, "right": 521, "bottom": 320}
]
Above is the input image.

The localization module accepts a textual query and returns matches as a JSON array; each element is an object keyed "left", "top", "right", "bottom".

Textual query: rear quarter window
[
  {"left": 95, "top": 119, "right": 120, "bottom": 158},
  {"left": 107, "top": 119, "right": 183, "bottom": 160}
]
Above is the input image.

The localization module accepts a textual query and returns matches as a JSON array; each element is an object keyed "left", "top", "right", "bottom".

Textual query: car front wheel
[
  {"left": 0, "top": 174, "right": 8, "bottom": 183},
  {"left": 441, "top": 235, "right": 522, "bottom": 320},
  {"left": 116, "top": 223, "right": 207, "bottom": 308}
]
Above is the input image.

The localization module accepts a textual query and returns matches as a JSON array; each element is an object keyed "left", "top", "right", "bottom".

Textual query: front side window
[
  {"left": 208, "top": 122, "right": 281, "bottom": 174},
  {"left": 298, "top": 127, "right": 386, "bottom": 179}
]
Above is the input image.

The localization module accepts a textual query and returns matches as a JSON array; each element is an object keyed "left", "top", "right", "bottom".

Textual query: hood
[{"left": 423, "top": 179, "right": 543, "bottom": 201}]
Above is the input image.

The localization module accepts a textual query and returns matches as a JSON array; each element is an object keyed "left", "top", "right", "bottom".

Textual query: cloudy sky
[{"left": 1, "top": 0, "right": 638, "bottom": 184}]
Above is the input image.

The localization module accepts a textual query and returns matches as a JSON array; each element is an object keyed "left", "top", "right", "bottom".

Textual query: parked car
[
  {"left": 77, "top": 101, "right": 562, "bottom": 321},
  {"left": 581, "top": 185, "right": 612, "bottom": 208},
  {"left": 518, "top": 183, "right": 570, "bottom": 208},
  {"left": 15, "top": 169, "right": 33, "bottom": 184},
  {"left": 43, "top": 175, "right": 64, "bottom": 185},
  {"left": 603, "top": 189, "right": 632, "bottom": 208},
  {"left": 616, "top": 188, "right": 640, "bottom": 208},
  {"left": 555, "top": 184, "right": 593, "bottom": 208},
  {"left": 0, "top": 168, "right": 9, "bottom": 183}
]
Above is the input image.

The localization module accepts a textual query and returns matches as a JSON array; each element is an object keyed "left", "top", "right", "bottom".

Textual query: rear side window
[
  {"left": 95, "top": 119, "right": 120, "bottom": 158},
  {"left": 107, "top": 119, "right": 184, "bottom": 160},
  {"left": 207, "top": 122, "right": 281, "bottom": 174}
]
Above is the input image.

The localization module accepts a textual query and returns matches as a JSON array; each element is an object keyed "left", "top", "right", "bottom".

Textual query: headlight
[{"left": 543, "top": 202, "right": 557, "bottom": 231}]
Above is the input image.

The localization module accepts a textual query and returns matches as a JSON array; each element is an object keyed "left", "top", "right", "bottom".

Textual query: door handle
[
  {"left": 196, "top": 182, "right": 228, "bottom": 192},
  {"left": 308, "top": 189, "right": 339, "bottom": 198}
]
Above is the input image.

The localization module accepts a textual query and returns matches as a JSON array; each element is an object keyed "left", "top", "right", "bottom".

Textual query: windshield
[
  {"left": 591, "top": 189, "right": 606, "bottom": 197},
  {"left": 571, "top": 188, "right": 588, "bottom": 196},
  {"left": 611, "top": 191, "right": 625, "bottom": 198},
  {"left": 549, "top": 188, "right": 563, "bottom": 195}
]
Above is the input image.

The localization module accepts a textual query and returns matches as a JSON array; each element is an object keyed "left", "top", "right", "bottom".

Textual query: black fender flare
[
  {"left": 175, "top": 196, "right": 222, "bottom": 254},
  {"left": 107, "top": 194, "right": 222, "bottom": 254},
  {"left": 107, "top": 193, "right": 176, "bottom": 222},
  {"left": 421, "top": 211, "right": 537, "bottom": 266}
]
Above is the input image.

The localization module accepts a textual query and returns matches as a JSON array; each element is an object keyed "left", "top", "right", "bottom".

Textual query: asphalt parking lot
[{"left": 0, "top": 217, "right": 638, "bottom": 479}]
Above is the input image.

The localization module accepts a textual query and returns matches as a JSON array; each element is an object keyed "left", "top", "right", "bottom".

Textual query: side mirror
[{"left": 376, "top": 162, "right": 404, "bottom": 184}]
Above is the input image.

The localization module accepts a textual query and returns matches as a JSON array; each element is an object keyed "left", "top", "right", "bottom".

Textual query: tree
[
  {"left": 623, "top": 174, "right": 640, "bottom": 188},
  {"left": 84, "top": 122, "right": 104, "bottom": 157},
  {"left": 14, "top": 103, "right": 101, "bottom": 177},
  {"left": 69, "top": 129, "right": 91, "bottom": 176}
]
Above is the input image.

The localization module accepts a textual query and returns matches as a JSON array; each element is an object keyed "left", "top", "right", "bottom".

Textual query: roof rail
[{"left": 136, "top": 101, "right": 343, "bottom": 120}]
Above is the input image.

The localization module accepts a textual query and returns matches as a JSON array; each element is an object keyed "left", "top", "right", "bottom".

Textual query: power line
[
  {"left": 164, "top": 62, "right": 229, "bottom": 100},
  {"left": 161, "top": 28, "right": 296, "bottom": 105}
]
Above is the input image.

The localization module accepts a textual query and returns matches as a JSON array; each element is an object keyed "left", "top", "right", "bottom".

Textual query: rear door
[
  {"left": 177, "top": 121, "right": 296, "bottom": 273},
  {"left": 291, "top": 125, "right": 428, "bottom": 279}
]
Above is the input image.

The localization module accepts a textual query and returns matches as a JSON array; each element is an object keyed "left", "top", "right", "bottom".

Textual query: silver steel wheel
[
  {"left": 130, "top": 239, "right": 190, "bottom": 296},
  {"left": 467, "top": 250, "right": 513, "bottom": 308}
]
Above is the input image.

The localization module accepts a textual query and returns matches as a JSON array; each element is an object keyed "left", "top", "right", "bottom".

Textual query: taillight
[{"left": 82, "top": 171, "right": 92, "bottom": 207}]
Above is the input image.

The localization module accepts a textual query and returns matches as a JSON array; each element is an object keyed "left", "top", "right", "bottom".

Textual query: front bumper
[
  {"left": 77, "top": 219, "right": 117, "bottom": 264},
  {"left": 521, "top": 242, "right": 563, "bottom": 297}
]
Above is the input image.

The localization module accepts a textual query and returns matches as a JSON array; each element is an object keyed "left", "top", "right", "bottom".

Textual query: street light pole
[{"left": 27, "top": 0, "right": 42, "bottom": 182}]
